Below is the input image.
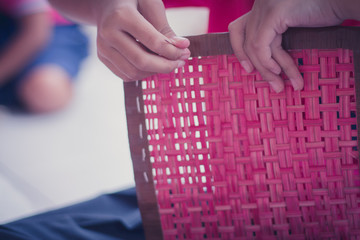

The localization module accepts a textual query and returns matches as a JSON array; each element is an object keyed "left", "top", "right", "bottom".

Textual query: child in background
[
  {"left": 0, "top": 1, "right": 359, "bottom": 239},
  {"left": 0, "top": 0, "right": 88, "bottom": 113}
]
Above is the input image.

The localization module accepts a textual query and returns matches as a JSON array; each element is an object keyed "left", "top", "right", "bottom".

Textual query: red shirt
[{"left": 163, "top": 0, "right": 359, "bottom": 33}]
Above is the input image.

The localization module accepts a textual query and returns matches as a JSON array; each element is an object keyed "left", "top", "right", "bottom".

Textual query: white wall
[{"left": 0, "top": 7, "right": 209, "bottom": 224}]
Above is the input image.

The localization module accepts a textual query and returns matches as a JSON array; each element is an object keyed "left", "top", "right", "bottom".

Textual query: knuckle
[
  {"left": 158, "top": 25, "right": 173, "bottom": 37},
  {"left": 121, "top": 75, "right": 131, "bottom": 82},
  {"left": 163, "top": 63, "right": 176, "bottom": 73},
  {"left": 126, "top": 70, "right": 142, "bottom": 81},
  {"left": 243, "top": 41, "right": 253, "bottom": 54},
  {"left": 250, "top": 41, "right": 263, "bottom": 52},
  {"left": 113, "top": 70, "right": 128, "bottom": 81},
  {"left": 126, "top": 71, "right": 136, "bottom": 80},
  {"left": 149, "top": 37, "right": 167, "bottom": 54},
  {"left": 228, "top": 21, "right": 236, "bottom": 32},
  {"left": 99, "top": 6, "right": 134, "bottom": 33},
  {"left": 97, "top": 52, "right": 106, "bottom": 62},
  {"left": 114, "top": 5, "right": 135, "bottom": 20},
  {"left": 243, "top": 38, "right": 251, "bottom": 48},
  {"left": 96, "top": 37, "right": 106, "bottom": 52},
  {"left": 126, "top": 73, "right": 144, "bottom": 82},
  {"left": 134, "top": 55, "right": 150, "bottom": 71},
  {"left": 98, "top": 27, "right": 114, "bottom": 43}
]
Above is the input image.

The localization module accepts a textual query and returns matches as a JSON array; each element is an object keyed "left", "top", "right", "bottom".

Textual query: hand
[
  {"left": 95, "top": 0, "right": 190, "bottom": 81},
  {"left": 228, "top": 0, "right": 343, "bottom": 92}
]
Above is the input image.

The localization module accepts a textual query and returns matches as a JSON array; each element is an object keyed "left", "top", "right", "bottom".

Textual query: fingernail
[
  {"left": 168, "top": 36, "right": 187, "bottom": 45},
  {"left": 172, "top": 36, "right": 188, "bottom": 41},
  {"left": 271, "top": 65, "right": 282, "bottom": 75},
  {"left": 170, "top": 36, "right": 190, "bottom": 48},
  {"left": 290, "top": 78, "right": 304, "bottom": 91},
  {"left": 177, "top": 60, "right": 186, "bottom": 68},
  {"left": 269, "top": 81, "right": 284, "bottom": 93},
  {"left": 180, "top": 49, "right": 191, "bottom": 60},
  {"left": 240, "top": 60, "right": 253, "bottom": 73}
]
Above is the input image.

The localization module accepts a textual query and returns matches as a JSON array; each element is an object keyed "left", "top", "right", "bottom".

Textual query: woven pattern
[{"left": 142, "top": 49, "right": 360, "bottom": 239}]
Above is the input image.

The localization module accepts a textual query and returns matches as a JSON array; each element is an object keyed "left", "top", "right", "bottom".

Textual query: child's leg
[
  {"left": 15, "top": 24, "right": 88, "bottom": 113},
  {"left": 17, "top": 64, "right": 72, "bottom": 113},
  {"left": 0, "top": 24, "right": 88, "bottom": 113}
]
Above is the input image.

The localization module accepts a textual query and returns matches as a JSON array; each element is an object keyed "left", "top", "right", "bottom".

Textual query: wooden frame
[{"left": 124, "top": 27, "right": 360, "bottom": 240}]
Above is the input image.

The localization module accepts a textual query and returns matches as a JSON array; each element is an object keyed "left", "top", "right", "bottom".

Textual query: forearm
[
  {"left": 49, "top": 0, "right": 119, "bottom": 25},
  {"left": 0, "top": 13, "right": 52, "bottom": 84},
  {"left": 334, "top": 0, "right": 360, "bottom": 21}
]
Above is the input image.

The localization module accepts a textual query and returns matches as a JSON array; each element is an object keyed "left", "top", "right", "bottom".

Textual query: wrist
[
  {"left": 93, "top": 0, "right": 122, "bottom": 26},
  {"left": 332, "top": 0, "right": 360, "bottom": 21}
]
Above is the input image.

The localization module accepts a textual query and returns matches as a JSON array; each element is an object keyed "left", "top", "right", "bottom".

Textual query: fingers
[
  {"left": 97, "top": 28, "right": 186, "bottom": 82},
  {"left": 228, "top": 14, "right": 254, "bottom": 73},
  {"left": 97, "top": 39, "right": 151, "bottom": 81},
  {"left": 114, "top": 4, "right": 190, "bottom": 61},
  {"left": 271, "top": 36, "right": 304, "bottom": 91},
  {"left": 138, "top": 0, "right": 190, "bottom": 49},
  {"left": 260, "top": 69, "right": 285, "bottom": 93},
  {"left": 138, "top": 0, "right": 173, "bottom": 36},
  {"left": 246, "top": 19, "right": 282, "bottom": 75},
  {"left": 99, "top": 55, "right": 135, "bottom": 81},
  {"left": 229, "top": 12, "right": 303, "bottom": 92},
  {"left": 247, "top": 40, "right": 285, "bottom": 92},
  {"left": 229, "top": 14, "right": 283, "bottom": 92},
  {"left": 99, "top": 28, "right": 185, "bottom": 73},
  {"left": 95, "top": 2, "right": 190, "bottom": 82},
  {"left": 99, "top": 54, "right": 150, "bottom": 82}
]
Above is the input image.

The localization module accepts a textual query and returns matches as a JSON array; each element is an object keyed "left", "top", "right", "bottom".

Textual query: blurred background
[{"left": 0, "top": 7, "right": 209, "bottom": 224}]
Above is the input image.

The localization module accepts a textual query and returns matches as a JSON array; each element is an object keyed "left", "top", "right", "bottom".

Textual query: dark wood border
[
  {"left": 186, "top": 27, "right": 360, "bottom": 56},
  {"left": 124, "top": 80, "right": 163, "bottom": 240},
  {"left": 124, "top": 27, "right": 360, "bottom": 240}
]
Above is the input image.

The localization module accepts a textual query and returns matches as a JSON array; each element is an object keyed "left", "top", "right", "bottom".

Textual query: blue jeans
[{"left": 0, "top": 188, "right": 145, "bottom": 240}]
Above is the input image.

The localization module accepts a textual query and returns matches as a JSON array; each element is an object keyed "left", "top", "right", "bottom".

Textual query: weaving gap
[{"left": 140, "top": 49, "right": 360, "bottom": 239}]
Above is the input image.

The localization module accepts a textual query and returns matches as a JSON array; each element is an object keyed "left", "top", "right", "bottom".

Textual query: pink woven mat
[{"left": 141, "top": 49, "right": 360, "bottom": 239}]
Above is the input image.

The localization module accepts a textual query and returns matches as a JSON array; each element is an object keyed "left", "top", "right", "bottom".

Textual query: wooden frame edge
[{"left": 124, "top": 27, "right": 360, "bottom": 240}]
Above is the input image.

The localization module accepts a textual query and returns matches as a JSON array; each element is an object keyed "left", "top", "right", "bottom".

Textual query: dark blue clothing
[{"left": 0, "top": 188, "right": 145, "bottom": 240}]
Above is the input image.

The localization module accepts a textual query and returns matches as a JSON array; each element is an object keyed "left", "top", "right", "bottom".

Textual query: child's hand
[
  {"left": 95, "top": 0, "right": 190, "bottom": 81},
  {"left": 228, "top": 0, "right": 344, "bottom": 92}
]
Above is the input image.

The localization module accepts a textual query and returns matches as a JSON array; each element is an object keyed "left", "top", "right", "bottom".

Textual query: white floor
[{"left": 0, "top": 8, "right": 208, "bottom": 224}]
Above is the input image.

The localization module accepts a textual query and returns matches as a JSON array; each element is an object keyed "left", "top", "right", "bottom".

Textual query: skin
[
  {"left": 49, "top": 0, "right": 191, "bottom": 82},
  {"left": 18, "top": 65, "right": 73, "bottom": 113},
  {"left": 228, "top": 0, "right": 360, "bottom": 92},
  {"left": 49, "top": 0, "right": 360, "bottom": 90}
]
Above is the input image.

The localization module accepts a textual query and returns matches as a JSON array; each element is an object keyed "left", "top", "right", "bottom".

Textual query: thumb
[
  {"left": 168, "top": 36, "right": 190, "bottom": 49},
  {"left": 138, "top": 0, "right": 190, "bottom": 49}
]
